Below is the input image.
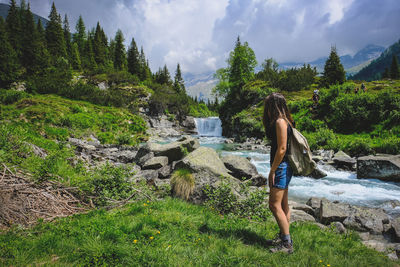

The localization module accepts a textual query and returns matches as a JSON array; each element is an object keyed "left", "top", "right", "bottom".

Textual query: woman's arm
[{"left": 268, "top": 118, "right": 288, "bottom": 186}]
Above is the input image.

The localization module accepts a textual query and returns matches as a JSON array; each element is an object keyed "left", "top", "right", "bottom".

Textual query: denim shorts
[{"left": 273, "top": 160, "right": 293, "bottom": 189}]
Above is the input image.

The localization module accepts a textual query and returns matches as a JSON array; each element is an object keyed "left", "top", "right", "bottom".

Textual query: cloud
[{"left": 1, "top": 0, "right": 399, "bottom": 74}]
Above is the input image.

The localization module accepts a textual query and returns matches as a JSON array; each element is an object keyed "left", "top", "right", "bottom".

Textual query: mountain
[
  {"left": 351, "top": 39, "right": 400, "bottom": 81},
  {"left": 183, "top": 71, "right": 217, "bottom": 102},
  {"left": 0, "top": 3, "right": 48, "bottom": 26},
  {"left": 280, "top": 44, "right": 385, "bottom": 75}
]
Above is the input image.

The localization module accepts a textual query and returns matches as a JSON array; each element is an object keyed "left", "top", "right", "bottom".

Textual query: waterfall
[{"left": 194, "top": 117, "right": 222, "bottom": 137}]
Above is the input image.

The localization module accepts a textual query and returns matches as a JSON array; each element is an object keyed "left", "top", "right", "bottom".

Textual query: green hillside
[{"left": 352, "top": 39, "right": 400, "bottom": 81}]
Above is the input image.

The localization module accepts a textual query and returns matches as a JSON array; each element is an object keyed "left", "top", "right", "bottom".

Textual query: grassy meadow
[{"left": 1, "top": 197, "right": 398, "bottom": 267}]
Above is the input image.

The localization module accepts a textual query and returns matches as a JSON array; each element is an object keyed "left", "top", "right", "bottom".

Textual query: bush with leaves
[{"left": 204, "top": 178, "right": 270, "bottom": 221}]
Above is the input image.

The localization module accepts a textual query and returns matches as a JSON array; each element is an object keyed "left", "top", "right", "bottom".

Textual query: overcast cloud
[{"left": 1, "top": 0, "right": 399, "bottom": 74}]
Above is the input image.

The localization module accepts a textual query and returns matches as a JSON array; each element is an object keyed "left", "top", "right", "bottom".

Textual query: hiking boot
[
  {"left": 265, "top": 233, "right": 281, "bottom": 246},
  {"left": 270, "top": 240, "right": 294, "bottom": 254}
]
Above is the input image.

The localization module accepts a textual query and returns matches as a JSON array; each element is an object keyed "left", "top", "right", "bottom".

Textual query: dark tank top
[{"left": 270, "top": 121, "right": 293, "bottom": 165}]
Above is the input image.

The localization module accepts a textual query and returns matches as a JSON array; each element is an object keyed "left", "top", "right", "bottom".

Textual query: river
[{"left": 192, "top": 117, "right": 400, "bottom": 216}]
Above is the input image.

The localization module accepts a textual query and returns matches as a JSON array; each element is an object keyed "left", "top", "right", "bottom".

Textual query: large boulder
[
  {"left": 174, "top": 147, "right": 240, "bottom": 204},
  {"left": 221, "top": 155, "right": 258, "bottom": 180},
  {"left": 136, "top": 136, "right": 200, "bottom": 164},
  {"left": 319, "top": 199, "right": 352, "bottom": 224},
  {"left": 291, "top": 209, "right": 316, "bottom": 222},
  {"left": 357, "top": 154, "right": 400, "bottom": 182},
  {"left": 333, "top": 151, "right": 356, "bottom": 171},
  {"left": 343, "top": 206, "right": 390, "bottom": 234},
  {"left": 181, "top": 116, "right": 197, "bottom": 132},
  {"left": 142, "top": 156, "right": 168, "bottom": 170}
]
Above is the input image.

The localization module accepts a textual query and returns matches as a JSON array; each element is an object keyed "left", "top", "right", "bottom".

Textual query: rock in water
[
  {"left": 357, "top": 154, "right": 400, "bottom": 182},
  {"left": 221, "top": 155, "right": 258, "bottom": 180}
]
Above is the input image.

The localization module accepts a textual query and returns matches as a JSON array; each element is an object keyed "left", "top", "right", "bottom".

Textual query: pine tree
[
  {"left": 73, "top": 15, "right": 86, "bottom": 56},
  {"left": 0, "top": 16, "right": 20, "bottom": 87},
  {"left": 93, "top": 22, "right": 106, "bottom": 66},
  {"left": 63, "top": 14, "right": 72, "bottom": 59},
  {"left": 382, "top": 68, "right": 390, "bottom": 79},
  {"left": 127, "top": 37, "right": 140, "bottom": 76},
  {"left": 5, "top": 0, "right": 22, "bottom": 57},
  {"left": 71, "top": 43, "right": 81, "bottom": 70},
  {"left": 82, "top": 32, "right": 97, "bottom": 70},
  {"left": 45, "top": 2, "right": 66, "bottom": 59},
  {"left": 174, "top": 63, "right": 185, "bottom": 93},
  {"left": 390, "top": 55, "right": 400, "bottom": 79},
  {"left": 21, "top": 3, "right": 36, "bottom": 73},
  {"left": 113, "top": 29, "right": 126, "bottom": 71},
  {"left": 322, "top": 46, "right": 346, "bottom": 86},
  {"left": 139, "top": 46, "right": 151, "bottom": 80}
]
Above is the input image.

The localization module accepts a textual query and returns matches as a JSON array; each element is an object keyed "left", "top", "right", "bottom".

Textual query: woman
[{"left": 263, "top": 93, "right": 294, "bottom": 254}]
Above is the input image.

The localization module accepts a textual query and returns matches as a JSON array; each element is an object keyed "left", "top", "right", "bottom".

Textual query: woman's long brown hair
[{"left": 263, "top": 93, "right": 294, "bottom": 139}]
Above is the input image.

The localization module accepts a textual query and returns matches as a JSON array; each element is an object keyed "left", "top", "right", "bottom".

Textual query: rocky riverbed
[{"left": 61, "top": 115, "right": 400, "bottom": 259}]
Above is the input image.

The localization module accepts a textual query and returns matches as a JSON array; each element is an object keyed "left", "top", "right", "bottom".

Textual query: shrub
[
  {"left": 0, "top": 89, "right": 30, "bottom": 105},
  {"left": 170, "top": 168, "right": 195, "bottom": 201}
]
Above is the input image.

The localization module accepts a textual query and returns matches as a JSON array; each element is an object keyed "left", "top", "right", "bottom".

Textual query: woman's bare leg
[
  {"left": 269, "top": 187, "right": 290, "bottom": 235},
  {"left": 282, "top": 188, "right": 290, "bottom": 224}
]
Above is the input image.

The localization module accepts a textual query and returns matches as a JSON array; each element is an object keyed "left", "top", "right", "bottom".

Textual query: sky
[{"left": 2, "top": 0, "right": 400, "bottom": 74}]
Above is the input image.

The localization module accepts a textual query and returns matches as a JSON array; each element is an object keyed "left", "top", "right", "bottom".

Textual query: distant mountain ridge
[
  {"left": 0, "top": 3, "right": 48, "bottom": 26},
  {"left": 351, "top": 39, "right": 400, "bottom": 81},
  {"left": 280, "top": 44, "right": 385, "bottom": 75}
]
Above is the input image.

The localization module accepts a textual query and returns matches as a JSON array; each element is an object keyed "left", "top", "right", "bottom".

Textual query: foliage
[
  {"left": 45, "top": 2, "right": 66, "bottom": 59},
  {"left": 171, "top": 169, "right": 195, "bottom": 201},
  {"left": 204, "top": 178, "right": 270, "bottom": 221}
]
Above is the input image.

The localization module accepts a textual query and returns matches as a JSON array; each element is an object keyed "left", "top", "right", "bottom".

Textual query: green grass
[{"left": 0, "top": 197, "right": 397, "bottom": 266}]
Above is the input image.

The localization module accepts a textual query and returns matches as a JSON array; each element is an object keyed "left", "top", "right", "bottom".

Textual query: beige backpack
[{"left": 287, "top": 127, "right": 316, "bottom": 176}]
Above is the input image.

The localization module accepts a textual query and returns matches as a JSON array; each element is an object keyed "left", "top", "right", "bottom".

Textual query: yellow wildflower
[
  {"left": 319, "top": 260, "right": 323, "bottom": 263},
  {"left": 157, "top": 231, "right": 161, "bottom": 234},
  {"left": 150, "top": 236, "right": 154, "bottom": 240},
  {"left": 133, "top": 240, "right": 137, "bottom": 244}
]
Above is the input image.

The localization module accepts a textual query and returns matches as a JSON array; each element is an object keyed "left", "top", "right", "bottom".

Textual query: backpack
[{"left": 287, "top": 127, "right": 316, "bottom": 176}]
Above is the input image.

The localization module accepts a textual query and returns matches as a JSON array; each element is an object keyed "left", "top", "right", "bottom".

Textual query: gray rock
[
  {"left": 142, "top": 156, "right": 168, "bottom": 170},
  {"left": 358, "top": 232, "right": 370, "bottom": 241},
  {"left": 138, "top": 152, "right": 154, "bottom": 167},
  {"left": 290, "top": 201, "right": 314, "bottom": 215},
  {"left": 392, "top": 217, "right": 400, "bottom": 242},
  {"left": 357, "top": 154, "right": 400, "bottom": 182},
  {"left": 312, "top": 156, "right": 323, "bottom": 163},
  {"left": 138, "top": 136, "right": 200, "bottom": 164},
  {"left": 307, "top": 197, "right": 323, "bottom": 210},
  {"left": 333, "top": 151, "right": 356, "bottom": 171},
  {"left": 27, "top": 143, "right": 48, "bottom": 158},
  {"left": 291, "top": 209, "right": 316, "bottom": 222},
  {"left": 115, "top": 150, "right": 137, "bottom": 163},
  {"left": 224, "top": 138, "right": 234, "bottom": 144},
  {"left": 313, "top": 150, "right": 334, "bottom": 161},
  {"left": 158, "top": 165, "right": 172, "bottom": 179},
  {"left": 98, "top": 81, "right": 109, "bottom": 90},
  {"left": 331, "top": 221, "right": 346, "bottom": 234},
  {"left": 174, "top": 147, "right": 241, "bottom": 204},
  {"left": 307, "top": 167, "right": 327, "bottom": 179},
  {"left": 221, "top": 155, "right": 258, "bottom": 180},
  {"left": 181, "top": 116, "right": 196, "bottom": 130},
  {"left": 249, "top": 174, "right": 267, "bottom": 187},
  {"left": 319, "top": 199, "right": 351, "bottom": 224}
]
